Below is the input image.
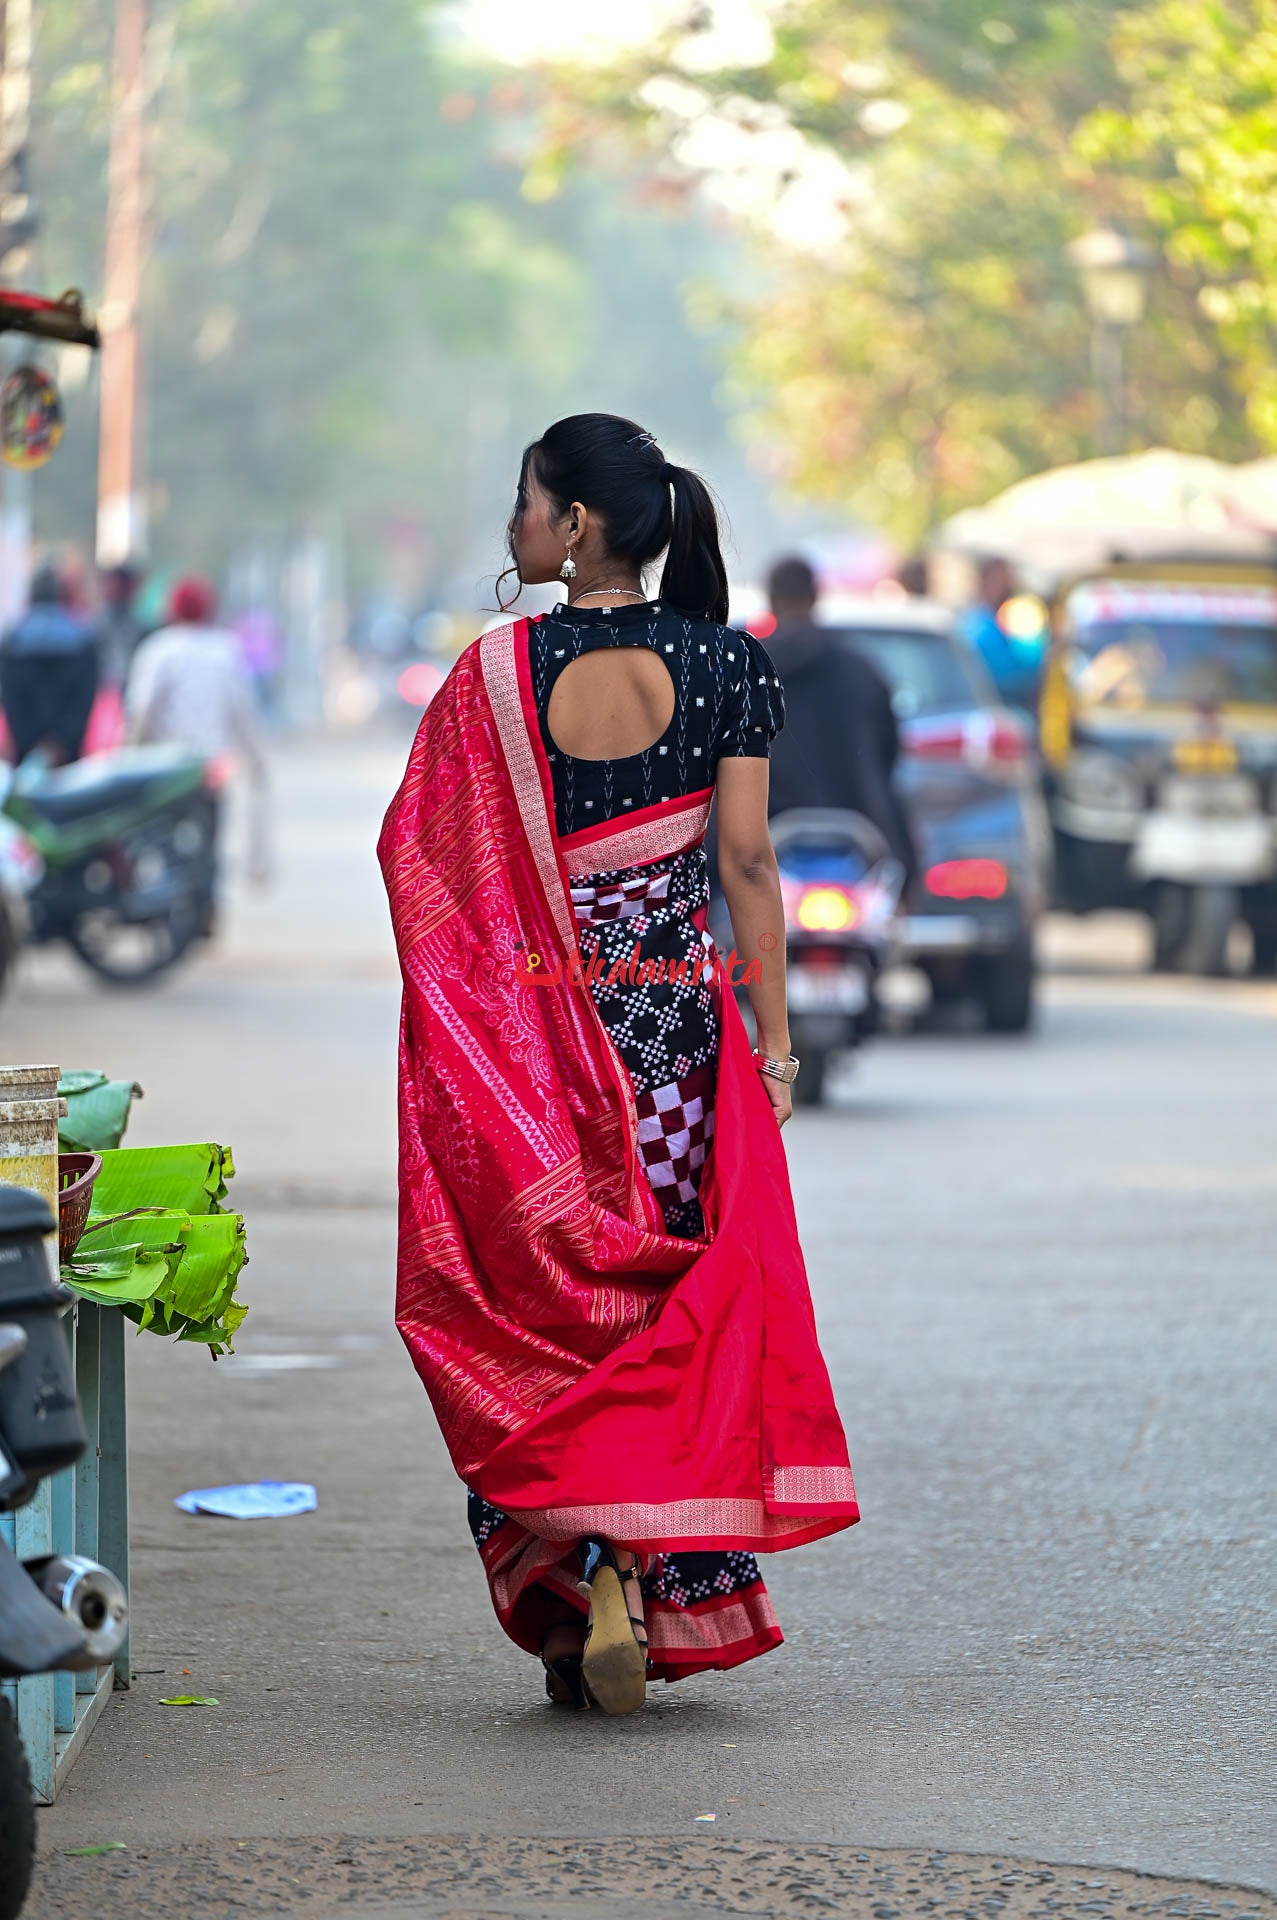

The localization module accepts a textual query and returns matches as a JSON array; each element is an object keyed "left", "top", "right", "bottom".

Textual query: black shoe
[{"left": 541, "top": 1646, "right": 590, "bottom": 1710}]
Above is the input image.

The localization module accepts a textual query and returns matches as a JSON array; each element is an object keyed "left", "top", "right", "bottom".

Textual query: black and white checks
[
  {"left": 636, "top": 1064, "right": 715, "bottom": 1212},
  {"left": 571, "top": 868, "right": 670, "bottom": 925},
  {"left": 574, "top": 842, "right": 718, "bottom": 1239}
]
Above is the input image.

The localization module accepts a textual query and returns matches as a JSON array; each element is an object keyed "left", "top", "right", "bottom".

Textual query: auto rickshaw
[{"left": 1037, "top": 535, "right": 1277, "bottom": 975}]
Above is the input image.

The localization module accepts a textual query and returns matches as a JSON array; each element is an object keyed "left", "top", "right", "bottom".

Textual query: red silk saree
[{"left": 378, "top": 617, "right": 858, "bottom": 1674}]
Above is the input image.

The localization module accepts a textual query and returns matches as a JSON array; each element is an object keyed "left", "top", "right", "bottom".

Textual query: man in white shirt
[{"left": 127, "top": 576, "right": 270, "bottom": 882}]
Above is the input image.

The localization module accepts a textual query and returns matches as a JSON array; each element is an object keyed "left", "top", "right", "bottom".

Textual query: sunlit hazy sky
[
  {"left": 447, "top": 0, "right": 858, "bottom": 250},
  {"left": 450, "top": 0, "right": 775, "bottom": 69}
]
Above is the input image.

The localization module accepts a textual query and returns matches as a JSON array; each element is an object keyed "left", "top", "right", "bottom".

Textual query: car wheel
[
  {"left": 1179, "top": 883, "right": 1238, "bottom": 978},
  {"left": 1246, "top": 914, "right": 1277, "bottom": 977},
  {"left": 979, "top": 932, "right": 1036, "bottom": 1034}
]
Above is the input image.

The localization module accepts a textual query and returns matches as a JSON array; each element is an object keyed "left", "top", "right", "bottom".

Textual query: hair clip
[{"left": 627, "top": 430, "right": 658, "bottom": 450}]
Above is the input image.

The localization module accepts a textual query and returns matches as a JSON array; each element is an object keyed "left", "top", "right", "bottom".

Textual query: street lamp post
[{"left": 1069, "top": 225, "right": 1155, "bottom": 457}]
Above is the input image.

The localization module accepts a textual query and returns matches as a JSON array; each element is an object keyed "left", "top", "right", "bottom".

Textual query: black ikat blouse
[{"left": 530, "top": 599, "right": 785, "bottom": 838}]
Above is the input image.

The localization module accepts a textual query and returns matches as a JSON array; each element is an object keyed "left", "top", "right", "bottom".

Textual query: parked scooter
[
  {"left": 771, "top": 809, "right": 905, "bottom": 1105},
  {"left": 0, "top": 1187, "right": 128, "bottom": 1919},
  {"left": 0, "top": 745, "right": 219, "bottom": 986}
]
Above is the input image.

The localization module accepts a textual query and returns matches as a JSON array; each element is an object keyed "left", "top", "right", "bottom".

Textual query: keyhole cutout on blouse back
[{"left": 546, "top": 646, "right": 677, "bottom": 762}]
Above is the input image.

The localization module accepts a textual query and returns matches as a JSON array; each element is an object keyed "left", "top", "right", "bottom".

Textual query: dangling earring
[{"left": 560, "top": 544, "right": 577, "bottom": 582}]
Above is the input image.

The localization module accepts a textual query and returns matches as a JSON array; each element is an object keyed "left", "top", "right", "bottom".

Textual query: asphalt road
[{"left": 11, "top": 734, "right": 1276, "bottom": 1918}]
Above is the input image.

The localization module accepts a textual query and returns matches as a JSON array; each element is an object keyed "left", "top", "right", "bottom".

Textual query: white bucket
[{"left": 0, "top": 1064, "right": 66, "bottom": 1257}]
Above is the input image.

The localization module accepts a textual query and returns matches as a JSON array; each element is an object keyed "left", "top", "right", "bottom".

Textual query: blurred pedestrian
[
  {"left": 957, "top": 555, "right": 1040, "bottom": 710},
  {"left": 81, "top": 561, "right": 147, "bottom": 754},
  {"left": 0, "top": 558, "right": 99, "bottom": 766},
  {"left": 96, "top": 563, "right": 146, "bottom": 690},
  {"left": 232, "top": 607, "right": 282, "bottom": 718},
  {"left": 127, "top": 575, "right": 270, "bottom": 882},
  {"left": 764, "top": 554, "right": 918, "bottom": 886}
]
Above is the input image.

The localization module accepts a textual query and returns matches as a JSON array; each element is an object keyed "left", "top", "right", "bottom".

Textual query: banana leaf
[
  {"left": 69, "top": 1199, "right": 248, "bottom": 1356},
  {"left": 61, "top": 1242, "right": 177, "bottom": 1308},
  {"left": 166, "top": 1213, "right": 247, "bottom": 1325},
  {"left": 175, "top": 1300, "right": 249, "bottom": 1348},
  {"left": 57, "top": 1072, "right": 143, "bottom": 1154},
  {"left": 90, "top": 1143, "right": 236, "bottom": 1220},
  {"left": 78, "top": 1209, "right": 190, "bottom": 1257}
]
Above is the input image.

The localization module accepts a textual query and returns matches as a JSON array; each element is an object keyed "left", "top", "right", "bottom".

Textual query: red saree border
[
  {"left": 479, "top": 616, "right": 660, "bottom": 1236},
  {"left": 493, "top": 1488, "right": 859, "bottom": 1554},
  {"left": 479, "top": 620, "right": 576, "bottom": 956},
  {"left": 766, "top": 1464, "right": 858, "bottom": 1507},
  {"left": 561, "top": 786, "right": 714, "bottom": 876},
  {"left": 481, "top": 1525, "right": 783, "bottom": 1678}
]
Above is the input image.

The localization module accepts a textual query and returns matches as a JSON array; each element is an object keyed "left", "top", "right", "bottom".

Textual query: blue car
[{"left": 820, "top": 596, "right": 1052, "bottom": 1032}]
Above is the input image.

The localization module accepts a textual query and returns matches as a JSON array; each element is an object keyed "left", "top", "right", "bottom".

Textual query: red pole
[
  {"left": 0, "top": 0, "right": 34, "bottom": 625},
  {"left": 96, "top": 0, "right": 147, "bottom": 565}
]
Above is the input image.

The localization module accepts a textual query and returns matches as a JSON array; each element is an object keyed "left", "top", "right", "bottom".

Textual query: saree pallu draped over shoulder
[{"left": 377, "top": 617, "right": 858, "bottom": 1589}]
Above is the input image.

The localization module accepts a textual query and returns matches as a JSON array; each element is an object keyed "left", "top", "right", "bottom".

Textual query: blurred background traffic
[{"left": 2, "top": 0, "right": 1277, "bottom": 1073}]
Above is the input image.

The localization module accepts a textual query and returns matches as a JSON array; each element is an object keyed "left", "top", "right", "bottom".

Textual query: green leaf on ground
[
  {"left": 63, "top": 1841, "right": 128, "bottom": 1855},
  {"left": 159, "top": 1694, "right": 219, "bottom": 1707}
]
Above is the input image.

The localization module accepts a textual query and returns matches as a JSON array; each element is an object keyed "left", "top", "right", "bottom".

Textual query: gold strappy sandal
[{"left": 577, "top": 1539, "right": 649, "bottom": 1716}]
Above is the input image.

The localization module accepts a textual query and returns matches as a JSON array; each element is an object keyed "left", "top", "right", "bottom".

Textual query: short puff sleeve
[{"left": 714, "top": 632, "right": 785, "bottom": 761}]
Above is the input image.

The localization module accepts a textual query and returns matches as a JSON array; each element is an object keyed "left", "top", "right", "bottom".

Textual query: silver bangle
[{"left": 752, "top": 1048, "right": 800, "bottom": 1085}]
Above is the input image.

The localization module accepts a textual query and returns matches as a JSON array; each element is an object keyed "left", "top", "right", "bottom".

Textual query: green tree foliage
[
  {"left": 1080, "top": 0, "right": 1277, "bottom": 450},
  {"left": 26, "top": 1, "right": 761, "bottom": 584},
  {"left": 572, "top": 0, "right": 1273, "bottom": 543}
]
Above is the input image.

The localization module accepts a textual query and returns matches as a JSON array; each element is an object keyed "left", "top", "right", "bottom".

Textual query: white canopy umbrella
[
  {"left": 938, "top": 450, "right": 1276, "bottom": 591},
  {"left": 971, "top": 449, "right": 1238, "bottom": 531}
]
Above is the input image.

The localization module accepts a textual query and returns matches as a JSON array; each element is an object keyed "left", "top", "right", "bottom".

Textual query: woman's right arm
[{"left": 714, "top": 755, "right": 791, "bottom": 1126}]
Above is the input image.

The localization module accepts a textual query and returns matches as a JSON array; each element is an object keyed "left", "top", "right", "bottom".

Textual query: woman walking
[{"left": 379, "top": 414, "right": 857, "bottom": 1716}]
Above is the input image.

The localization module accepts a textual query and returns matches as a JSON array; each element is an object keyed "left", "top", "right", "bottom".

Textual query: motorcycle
[
  {"left": 0, "top": 1186, "right": 128, "bottom": 1920},
  {"left": 771, "top": 808, "right": 905, "bottom": 1105},
  {"left": 0, "top": 745, "right": 220, "bottom": 986}
]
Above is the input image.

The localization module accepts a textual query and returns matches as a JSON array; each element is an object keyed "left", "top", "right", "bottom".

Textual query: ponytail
[{"left": 660, "top": 465, "right": 730, "bottom": 626}]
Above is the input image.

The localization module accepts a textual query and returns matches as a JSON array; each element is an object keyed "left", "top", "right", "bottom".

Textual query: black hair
[
  {"left": 500, "top": 412, "right": 730, "bottom": 625},
  {"left": 767, "top": 554, "right": 818, "bottom": 606}
]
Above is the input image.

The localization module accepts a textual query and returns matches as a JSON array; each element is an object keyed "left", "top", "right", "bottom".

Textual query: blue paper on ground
[{"left": 175, "top": 1481, "right": 318, "bottom": 1519}]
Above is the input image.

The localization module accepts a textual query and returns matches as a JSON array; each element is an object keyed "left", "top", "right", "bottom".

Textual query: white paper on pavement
[{"left": 175, "top": 1481, "right": 318, "bottom": 1519}]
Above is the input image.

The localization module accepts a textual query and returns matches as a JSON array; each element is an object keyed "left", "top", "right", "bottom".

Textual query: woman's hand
[{"left": 760, "top": 1073, "right": 792, "bottom": 1128}]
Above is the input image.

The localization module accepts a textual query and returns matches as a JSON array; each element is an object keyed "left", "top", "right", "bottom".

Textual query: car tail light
[
  {"left": 926, "top": 858, "right": 1008, "bottom": 901},
  {"left": 903, "top": 711, "right": 1029, "bottom": 780},
  {"left": 796, "top": 884, "right": 861, "bottom": 932}
]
